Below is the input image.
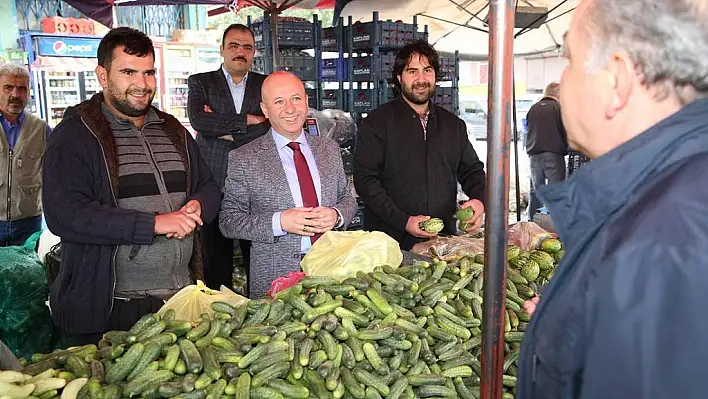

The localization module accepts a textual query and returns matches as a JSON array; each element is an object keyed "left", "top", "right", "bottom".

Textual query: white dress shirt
[
  {"left": 270, "top": 130, "right": 343, "bottom": 254},
  {"left": 222, "top": 64, "right": 248, "bottom": 113}
]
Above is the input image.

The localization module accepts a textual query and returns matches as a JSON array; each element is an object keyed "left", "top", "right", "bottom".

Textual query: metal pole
[
  {"left": 269, "top": 3, "right": 279, "bottom": 70},
  {"left": 481, "top": 0, "right": 514, "bottom": 398},
  {"left": 112, "top": 6, "right": 119, "bottom": 28},
  {"left": 512, "top": 74, "right": 521, "bottom": 222}
]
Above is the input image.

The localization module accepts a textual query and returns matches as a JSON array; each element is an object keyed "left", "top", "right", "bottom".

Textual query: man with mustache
[
  {"left": 188, "top": 24, "right": 270, "bottom": 293},
  {"left": 219, "top": 72, "right": 357, "bottom": 298},
  {"left": 0, "top": 63, "right": 51, "bottom": 246},
  {"left": 353, "top": 41, "right": 486, "bottom": 250},
  {"left": 42, "top": 27, "right": 221, "bottom": 341}
]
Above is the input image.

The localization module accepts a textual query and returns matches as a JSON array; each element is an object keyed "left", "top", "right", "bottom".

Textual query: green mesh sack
[{"left": 0, "top": 231, "right": 53, "bottom": 359}]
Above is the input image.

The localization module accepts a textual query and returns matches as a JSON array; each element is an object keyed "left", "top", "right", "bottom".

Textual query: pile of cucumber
[{"left": 20, "top": 241, "right": 563, "bottom": 399}]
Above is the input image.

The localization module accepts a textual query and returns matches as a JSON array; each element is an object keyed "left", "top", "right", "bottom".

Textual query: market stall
[
  {"left": 2, "top": 221, "right": 563, "bottom": 399},
  {"left": 6, "top": 3, "right": 575, "bottom": 399}
]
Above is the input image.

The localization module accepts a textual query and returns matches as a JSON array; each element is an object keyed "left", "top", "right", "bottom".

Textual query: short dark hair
[
  {"left": 391, "top": 41, "right": 442, "bottom": 96},
  {"left": 97, "top": 27, "right": 155, "bottom": 70},
  {"left": 222, "top": 24, "right": 255, "bottom": 46}
]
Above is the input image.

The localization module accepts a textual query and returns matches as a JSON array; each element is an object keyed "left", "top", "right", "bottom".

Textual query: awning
[{"left": 31, "top": 56, "right": 98, "bottom": 72}]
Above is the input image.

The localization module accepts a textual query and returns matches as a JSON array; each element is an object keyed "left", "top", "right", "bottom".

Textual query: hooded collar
[{"left": 539, "top": 98, "right": 708, "bottom": 245}]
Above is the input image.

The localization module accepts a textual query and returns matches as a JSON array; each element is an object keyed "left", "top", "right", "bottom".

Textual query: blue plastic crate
[
  {"left": 252, "top": 20, "right": 315, "bottom": 49},
  {"left": 321, "top": 58, "right": 348, "bottom": 81},
  {"left": 350, "top": 53, "right": 396, "bottom": 82}
]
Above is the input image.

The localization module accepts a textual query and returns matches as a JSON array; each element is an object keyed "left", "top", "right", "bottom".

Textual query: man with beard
[
  {"left": 188, "top": 24, "right": 270, "bottom": 293},
  {"left": 42, "top": 27, "right": 221, "bottom": 341},
  {"left": 0, "top": 63, "right": 51, "bottom": 246},
  {"left": 353, "top": 41, "right": 486, "bottom": 250}
]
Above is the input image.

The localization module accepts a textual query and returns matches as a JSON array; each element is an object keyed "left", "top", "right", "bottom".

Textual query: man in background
[
  {"left": 525, "top": 82, "right": 568, "bottom": 219},
  {"left": 0, "top": 63, "right": 51, "bottom": 246},
  {"left": 187, "top": 24, "right": 270, "bottom": 292}
]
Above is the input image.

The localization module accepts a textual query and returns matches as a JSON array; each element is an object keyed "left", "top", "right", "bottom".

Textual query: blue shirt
[
  {"left": 271, "top": 130, "right": 323, "bottom": 254},
  {"left": 0, "top": 112, "right": 52, "bottom": 151},
  {"left": 222, "top": 65, "right": 248, "bottom": 113}
]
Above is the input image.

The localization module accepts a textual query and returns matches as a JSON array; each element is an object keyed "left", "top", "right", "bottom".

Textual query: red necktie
[{"left": 287, "top": 142, "right": 321, "bottom": 244}]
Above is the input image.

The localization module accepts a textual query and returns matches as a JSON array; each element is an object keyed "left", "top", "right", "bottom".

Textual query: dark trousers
[
  {"left": 0, "top": 215, "right": 42, "bottom": 246},
  {"left": 201, "top": 217, "right": 250, "bottom": 291},
  {"left": 57, "top": 296, "right": 164, "bottom": 346},
  {"left": 528, "top": 152, "right": 566, "bottom": 217}
]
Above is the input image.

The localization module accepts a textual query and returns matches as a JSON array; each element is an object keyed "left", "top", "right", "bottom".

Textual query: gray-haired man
[
  {"left": 0, "top": 63, "right": 51, "bottom": 246},
  {"left": 517, "top": 0, "right": 708, "bottom": 397}
]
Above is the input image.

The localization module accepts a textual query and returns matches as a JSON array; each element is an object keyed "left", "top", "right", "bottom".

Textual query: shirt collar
[
  {"left": 222, "top": 64, "right": 248, "bottom": 88},
  {"left": 395, "top": 96, "right": 436, "bottom": 118},
  {"left": 0, "top": 111, "right": 25, "bottom": 127},
  {"left": 272, "top": 129, "right": 308, "bottom": 150}
]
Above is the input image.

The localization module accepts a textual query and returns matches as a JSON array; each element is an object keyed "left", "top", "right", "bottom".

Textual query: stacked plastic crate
[{"left": 250, "top": 15, "right": 322, "bottom": 109}]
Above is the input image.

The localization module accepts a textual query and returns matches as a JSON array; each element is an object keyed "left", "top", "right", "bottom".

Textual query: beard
[
  {"left": 105, "top": 83, "right": 154, "bottom": 117},
  {"left": 6, "top": 98, "right": 25, "bottom": 114},
  {"left": 401, "top": 81, "right": 435, "bottom": 105}
]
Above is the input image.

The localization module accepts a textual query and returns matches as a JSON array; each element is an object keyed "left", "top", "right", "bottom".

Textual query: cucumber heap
[{"left": 21, "top": 238, "right": 563, "bottom": 399}]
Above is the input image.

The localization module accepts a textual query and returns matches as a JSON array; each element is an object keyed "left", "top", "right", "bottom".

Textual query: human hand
[
  {"left": 155, "top": 210, "right": 202, "bottom": 239},
  {"left": 180, "top": 200, "right": 202, "bottom": 218},
  {"left": 280, "top": 207, "right": 317, "bottom": 236},
  {"left": 405, "top": 215, "right": 438, "bottom": 238},
  {"left": 308, "top": 207, "right": 339, "bottom": 232},
  {"left": 204, "top": 105, "right": 213, "bottom": 113},
  {"left": 165, "top": 200, "right": 203, "bottom": 239},
  {"left": 247, "top": 114, "right": 267, "bottom": 125},
  {"left": 459, "top": 199, "right": 485, "bottom": 232},
  {"left": 523, "top": 295, "right": 540, "bottom": 317}
]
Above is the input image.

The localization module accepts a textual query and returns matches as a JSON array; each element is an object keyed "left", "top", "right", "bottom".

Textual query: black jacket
[
  {"left": 517, "top": 98, "right": 708, "bottom": 398},
  {"left": 43, "top": 93, "right": 221, "bottom": 334},
  {"left": 353, "top": 97, "right": 486, "bottom": 250},
  {"left": 525, "top": 97, "right": 568, "bottom": 155},
  {"left": 187, "top": 69, "right": 270, "bottom": 188}
]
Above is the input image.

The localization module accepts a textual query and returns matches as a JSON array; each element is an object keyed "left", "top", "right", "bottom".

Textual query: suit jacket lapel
[
  {"left": 214, "top": 69, "right": 237, "bottom": 115},
  {"left": 242, "top": 73, "right": 260, "bottom": 115},
  {"left": 309, "top": 136, "right": 335, "bottom": 206},
  {"left": 259, "top": 131, "right": 296, "bottom": 209}
]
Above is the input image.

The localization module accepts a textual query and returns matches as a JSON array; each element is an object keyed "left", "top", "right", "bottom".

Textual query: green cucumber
[
  {"left": 178, "top": 339, "right": 203, "bottom": 374},
  {"left": 352, "top": 368, "right": 389, "bottom": 397},
  {"left": 200, "top": 346, "right": 221, "bottom": 380},
  {"left": 129, "top": 314, "right": 159, "bottom": 336},
  {"left": 233, "top": 373, "right": 250, "bottom": 399},
  {"left": 266, "top": 380, "right": 309, "bottom": 399},
  {"left": 105, "top": 343, "right": 144, "bottom": 384}
]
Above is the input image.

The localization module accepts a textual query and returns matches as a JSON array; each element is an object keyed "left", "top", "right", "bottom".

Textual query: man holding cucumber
[
  {"left": 516, "top": 0, "right": 708, "bottom": 397},
  {"left": 353, "top": 41, "right": 486, "bottom": 251}
]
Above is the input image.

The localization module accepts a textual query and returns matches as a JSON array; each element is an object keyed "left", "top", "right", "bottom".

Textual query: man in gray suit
[
  {"left": 188, "top": 24, "right": 270, "bottom": 291},
  {"left": 220, "top": 72, "right": 357, "bottom": 298}
]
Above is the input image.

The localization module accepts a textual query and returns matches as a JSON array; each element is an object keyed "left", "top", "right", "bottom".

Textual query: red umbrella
[
  {"left": 208, "top": 0, "right": 335, "bottom": 17},
  {"left": 61, "top": 0, "right": 235, "bottom": 27}
]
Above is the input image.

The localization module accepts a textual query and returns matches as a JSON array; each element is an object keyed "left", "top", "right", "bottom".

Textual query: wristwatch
[{"left": 333, "top": 208, "right": 343, "bottom": 229}]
